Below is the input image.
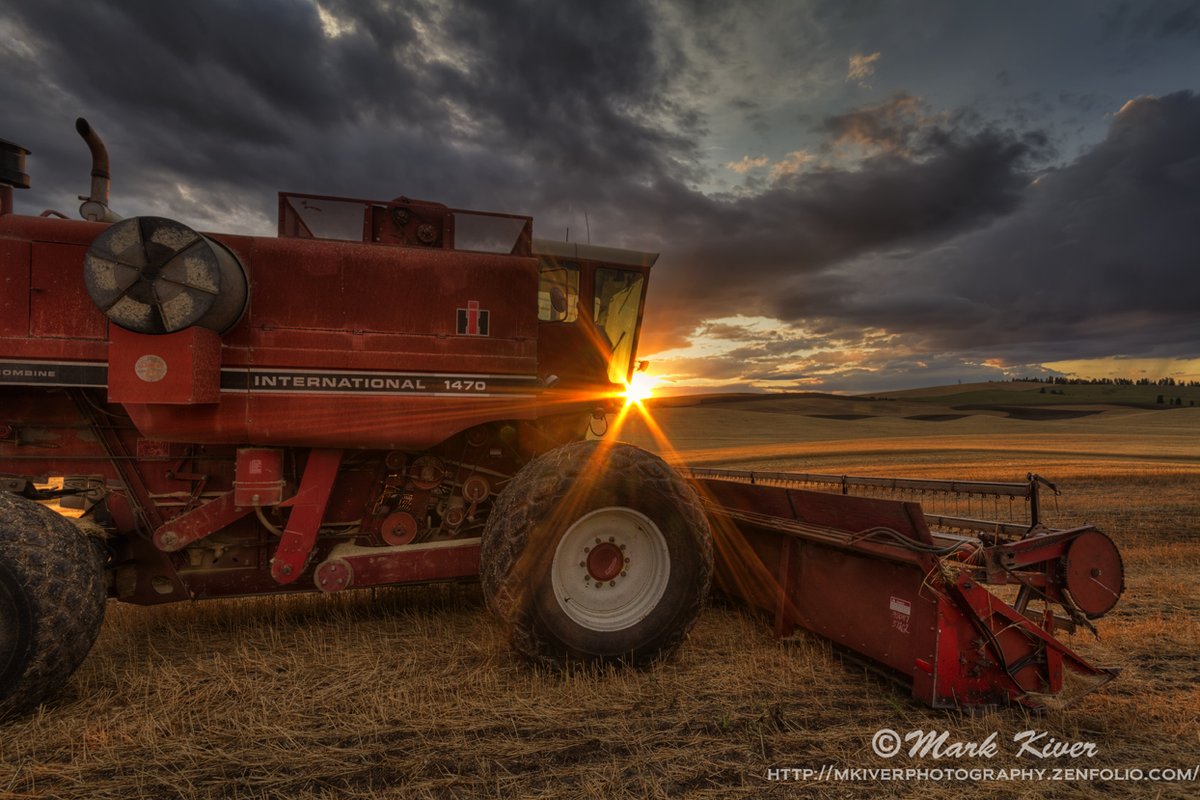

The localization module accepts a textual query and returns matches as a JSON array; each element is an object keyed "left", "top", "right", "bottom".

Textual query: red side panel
[
  {"left": 2, "top": 214, "right": 545, "bottom": 450},
  {"left": 227, "top": 235, "right": 538, "bottom": 367},
  {"left": 0, "top": 237, "right": 30, "bottom": 337},
  {"left": 0, "top": 216, "right": 110, "bottom": 360},
  {"left": 108, "top": 326, "right": 221, "bottom": 404},
  {"left": 700, "top": 478, "right": 1118, "bottom": 709},
  {"left": 30, "top": 242, "right": 105, "bottom": 340}
]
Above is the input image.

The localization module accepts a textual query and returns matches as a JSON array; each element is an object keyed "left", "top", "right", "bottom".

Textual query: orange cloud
[
  {"left": 769, "top": 150, "right": 815, "bottom": 179},
  {"left": 723, "top": 155, "right": 770, "bottom": 174},
  {"left": 847, "top": 51, "right": 881, "bottom": 86}
]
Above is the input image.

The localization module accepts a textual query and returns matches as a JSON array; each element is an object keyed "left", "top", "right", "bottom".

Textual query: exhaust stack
[
  {"left": 0, "top": 137, "right": 30, "bottom": 215},
  {"left": 75, "top": 117, "right": 121, "bottom": 223}
]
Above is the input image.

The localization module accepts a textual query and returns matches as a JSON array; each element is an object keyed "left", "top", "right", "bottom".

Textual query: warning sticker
[{"left": 890, "top": 596, "right": 911, "bottom": 634}]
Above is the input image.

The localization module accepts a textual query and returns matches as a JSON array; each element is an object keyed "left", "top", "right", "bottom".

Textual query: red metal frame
[
  {"left": 271, "top": 449, "right": 343, "bottom": 584},
  {"left": 314, "top": 539, "right": 481, "bottom": 593},
  {"left": 154, "top": 492, "right": 250, "bottom": 552},
  {"left": 277, "top": 191, "right": 534, "bottom": 257},
  {"left": 698, "top": 478, "right": 1120, "bottom": 708}
]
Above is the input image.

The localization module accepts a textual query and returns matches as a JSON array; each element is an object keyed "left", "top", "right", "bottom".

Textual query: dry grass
[{"left": 2, "top": 405, "right": 1199, "bottom": 799}]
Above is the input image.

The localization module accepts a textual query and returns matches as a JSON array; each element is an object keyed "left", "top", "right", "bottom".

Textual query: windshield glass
[{"left": 594, "top": 268, "right": 645, "bottom": 384}]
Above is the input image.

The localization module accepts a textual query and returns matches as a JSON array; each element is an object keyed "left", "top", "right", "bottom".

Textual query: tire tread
[
  {"left": 481, "top": 441, "right": 711, "bottom": 667},
  {"left": 0, "top": 493, "right": 107, "bottom": 719}
]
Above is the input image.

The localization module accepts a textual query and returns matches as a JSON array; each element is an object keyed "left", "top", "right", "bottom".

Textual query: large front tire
[
  {"left": 481, "top": 441, "right": 711, "bottom": 666},
  {"left": 0, "top": 493, "right": 107, "bottom": 719}
]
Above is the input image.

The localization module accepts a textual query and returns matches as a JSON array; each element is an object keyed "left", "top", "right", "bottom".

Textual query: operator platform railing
[{"left": 687, "top": 468, "right": 1061, "bottom": 538}]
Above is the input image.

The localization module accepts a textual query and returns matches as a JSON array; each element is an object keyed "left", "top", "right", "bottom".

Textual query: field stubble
[{"left": 2, "top": 405, "right": 1199, "bottom": 798}]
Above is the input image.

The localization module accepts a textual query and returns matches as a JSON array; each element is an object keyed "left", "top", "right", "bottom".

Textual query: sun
[{"left": 623, "top": 372, "right": 659, "bottom": 406}]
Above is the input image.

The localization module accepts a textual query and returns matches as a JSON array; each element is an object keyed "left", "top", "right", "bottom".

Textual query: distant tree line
[
  {"left": 1013, "top": 376, "right": 1197, "bottom": 407},
  {"left": 1012, "top": 376, "right": 1200, "bottom": 387},
  {"left": 1157, "top": 396, "right": 1193, "bottom": 406}
]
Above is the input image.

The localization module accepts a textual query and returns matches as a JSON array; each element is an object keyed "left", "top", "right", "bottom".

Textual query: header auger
[{"left": 0, "top": 119, "right": 1122, "bottom": 718}]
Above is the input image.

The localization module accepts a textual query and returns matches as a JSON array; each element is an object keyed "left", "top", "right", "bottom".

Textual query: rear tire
[
  {"left": 0, "top": 493, "right": 107, "bottom": 719},
  {"left": 481, "top": 441, "right": 711, "bottom": 666}
]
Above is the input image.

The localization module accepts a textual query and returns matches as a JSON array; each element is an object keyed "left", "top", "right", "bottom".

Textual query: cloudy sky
[{"left": 3, "top": 0, "right": 1199, "bottom": 393}]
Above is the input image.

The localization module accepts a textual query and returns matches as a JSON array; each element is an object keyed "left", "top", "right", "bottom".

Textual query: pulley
[{"left": 1061, "top": 529, "right": 1125, "bottom": 618}]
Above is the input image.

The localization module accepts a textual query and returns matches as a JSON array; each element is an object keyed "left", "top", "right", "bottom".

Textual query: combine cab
[{"left": 0, "top": 121, "right": 1122, "bottom": 718}]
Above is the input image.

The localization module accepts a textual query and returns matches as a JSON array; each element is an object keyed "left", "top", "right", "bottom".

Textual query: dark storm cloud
[
  {"left": 636, "top": 99, "right": 1042, "bottom": 350},
  {"left": 2, "top": 0, "right": 701, "bottom": 224},
  {"left": 772, "top": 90, "right": 1200, "bottom": 365},
  {"left": 644, "top": 88, "right": 1200, "bottom": 387},
  {"left": 5, "top": 0, "right": 431, "bottom": 219},
  {"left": 430, "top": 0, "right": 705, "bottom": 189},
  {"left": 1102, "top": 1, "right": 1200, "bottom": 41},
  {"left": 3, "top": 0, "right": 1197, "bottom": 390}
]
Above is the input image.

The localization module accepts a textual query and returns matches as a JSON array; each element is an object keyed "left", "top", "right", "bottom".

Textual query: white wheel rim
[{"left": 550, "top": 506, "right": 670, "bottom": 632}]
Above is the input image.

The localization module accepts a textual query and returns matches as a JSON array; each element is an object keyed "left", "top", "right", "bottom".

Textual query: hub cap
[
  {"left": 586, "top": 542, "right": 624, "bottom": 582},
  {"left": 550, "top": 506, "right": 670, "bottom": 632}
]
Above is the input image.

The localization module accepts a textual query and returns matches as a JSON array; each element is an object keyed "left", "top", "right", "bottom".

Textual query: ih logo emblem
[{"left": 457, "top": 300, "right": 490, "bottom": 336}]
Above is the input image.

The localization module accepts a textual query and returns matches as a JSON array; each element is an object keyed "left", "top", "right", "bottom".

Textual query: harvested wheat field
[{"left": 2, "top": 399, "right": 1199, "bottom": 799}]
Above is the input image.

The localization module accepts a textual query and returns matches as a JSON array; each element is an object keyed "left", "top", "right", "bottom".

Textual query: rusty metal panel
[
  {"left": 271, "top": 449, "right": 343, "bottom": 584},
  {"left": 708, "top": 510, "right": 938, "bottom": 684},
  {"left": 700, "top": 470, "right": 1121, "bottom": 709},
  {"left": 0, "top": 388, "right": 112, "bottom": 477},
  {"left": 232, "top": 336, "right": 538, "bottom": 372},
  {"left": 153, "top": 492, "right": 251, "bottom": 552},
  {"left": 107, "top": 326, "right": 221, "bottom": 404},
  {"left": 122, "top": 393, "right": 539, "bottom": 450},
  {"left": 711, "top": 518, "right": 791, "bottom": 617},
  {"left": 234, "top": 448, "right": 284, "bottom": 507},
  {"left": 790, "top": 541, "right": 938, "bottom": 680},
  {"left": 785, "top": 487, "right": 933, "bottom": 545},
  {"left": 30, "top": 242, "right": 106, "bottom": 340},
  {"left": 314, "top": 539, "right": 482, "bottom": 592},
  {"left": 0, "top": 338, "right": 107, "bottom": 362},
  {"left": 0, "top": 237, "right": 30, "bottom": 337},
  {"left": 245, "top": 235, "right": 538, "bottom": 344}
]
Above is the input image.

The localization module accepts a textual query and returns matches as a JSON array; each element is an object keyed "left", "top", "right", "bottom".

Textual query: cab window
[{"left": 538, "top": 261, "right": 580, "bottom": 322}]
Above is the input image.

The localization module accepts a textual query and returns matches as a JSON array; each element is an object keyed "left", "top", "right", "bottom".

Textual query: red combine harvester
[{"left": 0, "top": 121, "right": 1123, "bottom": 717}]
